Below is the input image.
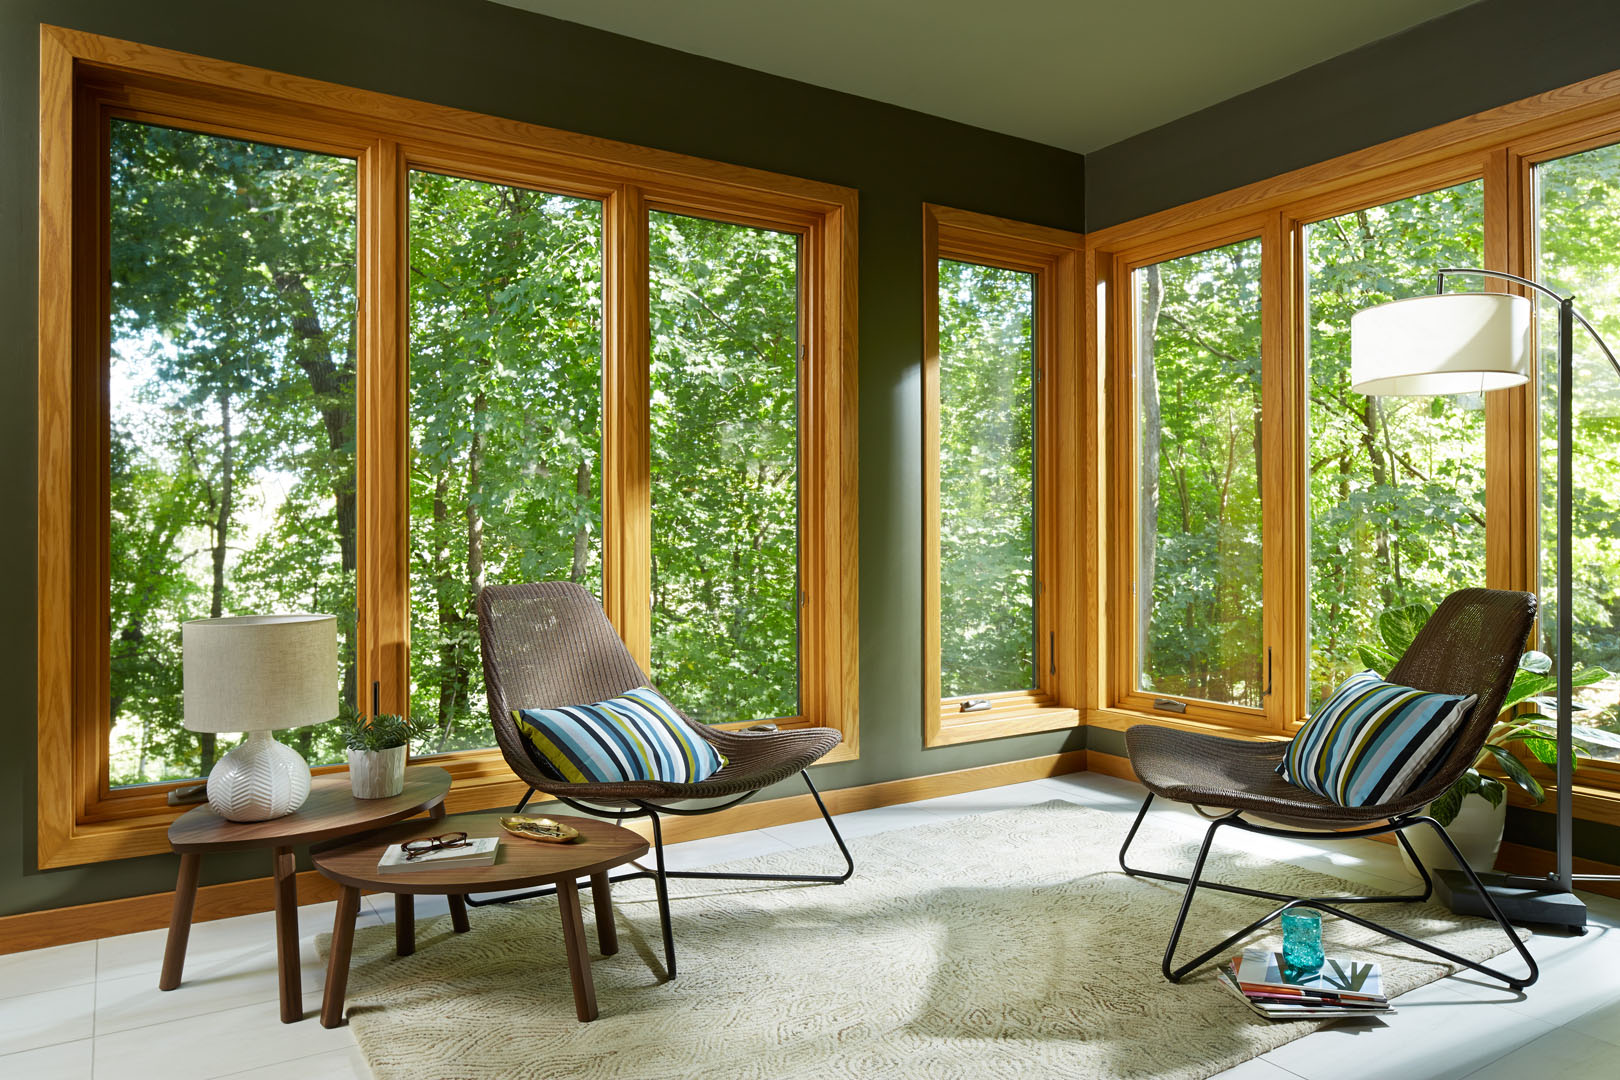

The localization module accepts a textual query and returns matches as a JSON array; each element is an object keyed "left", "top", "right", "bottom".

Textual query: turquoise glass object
[{"left": 1282, "top": 907, "right": 1324, "bottom": 971}]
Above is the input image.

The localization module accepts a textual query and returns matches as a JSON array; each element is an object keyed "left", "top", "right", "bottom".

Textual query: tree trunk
[
  {"left": 1138, "top": 263, "right": 1164, "bottom": 676},
  {"left": 274, "top": 272, "right": 358, "bottom": 709},
  {"left": 571, "top": 458, "right": 590, "bottom": 583},
  {"left": 199, "top": 389, "right": 235, "bottom": 775},
  {"left": 432, "top": 474, "right": 468, "bottom": 746},
  {"left": 1358, "top": 396, "right": 1396, "bottom": 607}
]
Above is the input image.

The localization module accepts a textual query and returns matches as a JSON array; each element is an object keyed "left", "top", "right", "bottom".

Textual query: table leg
[
  {"left": 272, "top": 846, "right": 302, "bottom": 1023},
  {"left": 449, "top": 894, "right": 470, "bottom": 934},
  {"left": 159, "top": 852, "right": 201, "bottom": 991},
  {"left": 395, "top": 893, "right": 415, "bottom": 957},
  {"left": 557, "top": 878, "right": 598, "bottom": 1022},
  {"left": 321, "top": 885, "right": 362, "bottom": 1028},
  {"left": 590, "top": 873, "right": 618, "bottom": 956}
]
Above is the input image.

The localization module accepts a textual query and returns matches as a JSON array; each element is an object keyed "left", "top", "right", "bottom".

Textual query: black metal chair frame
[
  {"left": 1117, "top": 795, "right": 1540, "bottom": 990},
  {"left": 466, "top": 771, "right": 854, "bottom": 979}
]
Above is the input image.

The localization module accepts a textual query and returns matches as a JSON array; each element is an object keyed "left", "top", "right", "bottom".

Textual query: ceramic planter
[
  {"left": 347, "top": 744, "right": 407, "bottom": 799},
  {"left": 1399, "top": 790, "right": 1507, "bottom": 877}
]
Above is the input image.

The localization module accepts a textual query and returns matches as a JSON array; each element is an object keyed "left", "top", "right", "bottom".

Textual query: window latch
[
  {"left": 960, "top": 699, "right": 992, "bottom": 713},
  {"left": 1153, "top": 698, "right": 1187, "bottom": 714}
]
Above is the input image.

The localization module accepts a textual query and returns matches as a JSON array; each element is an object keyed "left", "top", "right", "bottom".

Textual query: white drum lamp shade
[
  {"left": 183, "top": 614, "right": 337, "bottom": 822},
  {"left": 1350, "top": 292, "right": 1532, "bottom": 397}
]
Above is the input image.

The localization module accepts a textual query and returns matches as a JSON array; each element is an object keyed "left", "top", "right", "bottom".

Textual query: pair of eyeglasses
[{"left": 401, "top": 831, "right": 469, "bottom": 860}]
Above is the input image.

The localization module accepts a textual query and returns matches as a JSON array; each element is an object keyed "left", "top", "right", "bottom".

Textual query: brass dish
[{"left": 498, "top": 815, "right": 581, "bottom": 843}]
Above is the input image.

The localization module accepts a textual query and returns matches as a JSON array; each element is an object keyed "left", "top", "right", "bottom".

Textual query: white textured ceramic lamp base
[
  {"left": 348, "top": 746, "right": 407, "bottom": 799},
  {"left": 206, "top": 730, "right": 312, "bottom": 821}
]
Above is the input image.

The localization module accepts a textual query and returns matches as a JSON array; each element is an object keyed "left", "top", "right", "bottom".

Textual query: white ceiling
[{"left": 492, "top": 0, "right": 1479, "bottom": 153}]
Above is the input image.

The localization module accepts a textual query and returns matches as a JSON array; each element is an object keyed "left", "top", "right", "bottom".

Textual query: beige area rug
[{"left": 321, "top": 800, "right": 1526, "bottom": 1080}]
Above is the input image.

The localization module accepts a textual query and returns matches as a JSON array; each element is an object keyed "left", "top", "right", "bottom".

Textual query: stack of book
[{"left": 1216, "top": 945, "right": 1394, "bottom": 1020}]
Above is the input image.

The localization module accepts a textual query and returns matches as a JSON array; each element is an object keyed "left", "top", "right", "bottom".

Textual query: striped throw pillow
[
  {"left": 1279, "top": 670, "right": 1475, "bottom": 807},
  {"left": 513, "top": 687, "right": 725, "bottom": 785}
]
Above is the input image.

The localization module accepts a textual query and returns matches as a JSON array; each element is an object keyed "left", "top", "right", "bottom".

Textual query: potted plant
[
  {"left": 340, "top": 703, "right": 417, "bottom": 799},
  {"left": 1357, "top": 602, "right": 1611, "bottom": 875}
]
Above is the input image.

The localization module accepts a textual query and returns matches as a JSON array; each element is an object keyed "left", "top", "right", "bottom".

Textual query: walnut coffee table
[
  {"left": 311, "top": 812, "right": 648, "bottom": 1026},
  {"left": 162, "top": 765, "right": 453, "bottom": 1023}
]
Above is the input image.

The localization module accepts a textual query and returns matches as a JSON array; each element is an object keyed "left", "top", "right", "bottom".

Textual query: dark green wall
[
  {"left": 0, "top": 0, "right": 1086, "bottom": 917},
  {"left": 1087, "top": 0, "right": 1620, "bottom": 230}
]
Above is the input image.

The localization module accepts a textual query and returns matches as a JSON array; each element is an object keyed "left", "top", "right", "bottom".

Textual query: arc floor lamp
[{"left": 1351, "top": 267, "right": 1620, "bottom": 930}]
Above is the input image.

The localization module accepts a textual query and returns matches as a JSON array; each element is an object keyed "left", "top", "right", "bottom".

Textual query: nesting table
[
  {"left": 161, "top": 765, "right": 454, "bottom": 1023},
  {"left": 311, "top": 812, "right": 649, "bottom": 1026}
]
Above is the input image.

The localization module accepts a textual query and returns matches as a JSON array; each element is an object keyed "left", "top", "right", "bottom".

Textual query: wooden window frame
[
  {"left": 37, "top": 26, "right": 859, "bottom": 868},
  {"left": 1104, "top": 217, "right": 1294, "bottom": 734},
  {"left": 921, "top": 205, "right": 1082, "bottom": 746},
  {"left": 1082, "top": 65, "right": 1620, "bottom": 809}
]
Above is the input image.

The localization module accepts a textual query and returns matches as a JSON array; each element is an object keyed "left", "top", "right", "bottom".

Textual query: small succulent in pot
[{"left": 338, "top": 702, "right": 417, "bottom": 799}]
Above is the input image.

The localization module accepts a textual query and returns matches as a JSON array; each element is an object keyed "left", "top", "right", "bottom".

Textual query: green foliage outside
[
  {"left": 109, "top": 120, "right": 358, "bottom": 784},
  {"left": 1137, "top": 238, "right": 1265, "bottom": 707},
  {"left": 406, "top": 172, "right": 604, "bottom": 755},
  {"left": 106, "top": 124, "right": 805, "bottom": 786},
  {"left": 649, "top": 212, "right": 800, "bottom": 723},
  {"left": 1304, "top": 182, "right": 1488, "bottom": 705},
  {"left": 937, "top": 259, "right": 1036, "bottom": 697},
  {"left": 1536, "top": 144, "right": 1620, "bottom": 733}
]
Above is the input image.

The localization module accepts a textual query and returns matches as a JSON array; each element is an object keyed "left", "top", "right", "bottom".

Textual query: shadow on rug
[{"left": 318, "top": 799, "right": 1528, "bottom": 1080}]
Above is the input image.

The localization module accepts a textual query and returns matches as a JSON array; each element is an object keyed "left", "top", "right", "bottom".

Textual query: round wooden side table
[
  {"left": 161, "top": 765, "right": 453, "bottom": 1023},
  {"left": 311, "top": 812, "right": 649, "bottom": 1026}
]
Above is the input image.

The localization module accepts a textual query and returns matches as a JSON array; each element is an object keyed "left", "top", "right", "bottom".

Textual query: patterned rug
[{"left": 320, "top": 799, "right": 1526, "bottom": 1080}]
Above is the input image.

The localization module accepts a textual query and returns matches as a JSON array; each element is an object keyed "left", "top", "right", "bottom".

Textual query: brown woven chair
[
  {"left": 1119, "top": 588, "right": 1540, "bottom": 989},
  {"left": 473, "top": 581, "right": 853, "bottom": 977}
]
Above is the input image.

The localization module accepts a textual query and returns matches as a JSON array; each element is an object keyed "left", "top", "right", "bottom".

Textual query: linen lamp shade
[
  {"left": 1350, "top": 292, "right": 1531, "bottom": 397},
  {"left": 183, "top": 614, "right": 338, "bottom": 731},
  {"left": 182, "top": 613, "right": 337, "bottom": 821}
]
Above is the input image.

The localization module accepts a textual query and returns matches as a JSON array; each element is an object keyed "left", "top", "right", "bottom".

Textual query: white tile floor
[{"left": 4, "top": 771, "right": 1617, "bottom": 1080}]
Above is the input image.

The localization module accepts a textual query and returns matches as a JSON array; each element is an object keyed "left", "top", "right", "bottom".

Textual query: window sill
[
  {"left": 926, "top": 699, "right": 1080, "bottom": 748},
  {"left": 1085, "top": 706, "right": 1289, "bottom": 741}
]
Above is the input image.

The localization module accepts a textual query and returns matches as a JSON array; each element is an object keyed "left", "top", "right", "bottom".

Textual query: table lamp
[
  {"left": 1351, "top": 268, "right": 1620, "bottom": 930},
  {"left": 183, "top": 613, "right": 338, "bottom": 822}
]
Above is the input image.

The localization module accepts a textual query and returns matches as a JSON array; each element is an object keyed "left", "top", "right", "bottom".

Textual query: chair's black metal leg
[
  {"left": 1162, "top": 817, "right": 1224, "bottom": 982},
  {"left": 1416, "top": 817, "right": 1538, "bottom": 988},
  {"left": 1393, "top": 826, "right": 1436, "bottom": 903},
  {"left": 1133, "top": 807, "right": 1538, "bottom": 988},
  {"left": 648, "top": 810, "right": 677, "bottom": 980},
  {"left": 1118, "top": 794, "right": 1154, "bottom": 875},
  {"left": 512, "top": 787, "right": 535, "bottom": 815},
  {"left": 655, "top": 772, "right": 855, "bottom": 885}
]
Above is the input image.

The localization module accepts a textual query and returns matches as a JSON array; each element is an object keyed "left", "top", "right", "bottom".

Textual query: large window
[
  {"left": 937, "top": 258, "right": 1037, "bottom": 697},
  {"left": 39, "top": 30, "right": 858, "bottom": 867},
  {"left": 107, "top": 120, "right": 357, "bottom": 786},
  {"left": 1303, "top": 183, "right": 1486, "bottom": 705},
  {"left": 1535, "top": 145, "right": 1620, "bottom": 751},
  {"left": 407, "top": 172, "right": 604, "bottom": 754},
  {"left": 649, "top": 212, "right": 800, "bottom": 724},
  {"left": 1133, "top": 238, "right": 1264, "bottom": 709},
  {"left": 921, "top": 206, "right": 1081, "bottom": 746}
]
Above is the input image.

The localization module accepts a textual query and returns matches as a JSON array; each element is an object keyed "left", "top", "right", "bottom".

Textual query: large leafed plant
[{"left": 1360, "top": 601, "right": 1614, "bottom": 827}]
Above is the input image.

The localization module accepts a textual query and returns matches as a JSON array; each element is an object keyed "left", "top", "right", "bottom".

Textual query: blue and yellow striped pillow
[
  {"left": 513, "top": 687, "right": 725, "bottom": 785},
  {"left": 1279, "top": 670, "right": 1476, "bottom": 807}
]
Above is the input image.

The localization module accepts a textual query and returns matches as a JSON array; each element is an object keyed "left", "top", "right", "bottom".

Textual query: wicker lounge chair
[
  {"left": 1119, "top": 587, "right": 1541, "bottom": 989},
  {"left": 473, "top": 580, "right": 853, "bottom": 978}
]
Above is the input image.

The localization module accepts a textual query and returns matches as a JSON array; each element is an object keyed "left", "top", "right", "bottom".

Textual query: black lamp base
[{"left": 1433, "top": 868, "right": 1587, "bottom": 931}]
